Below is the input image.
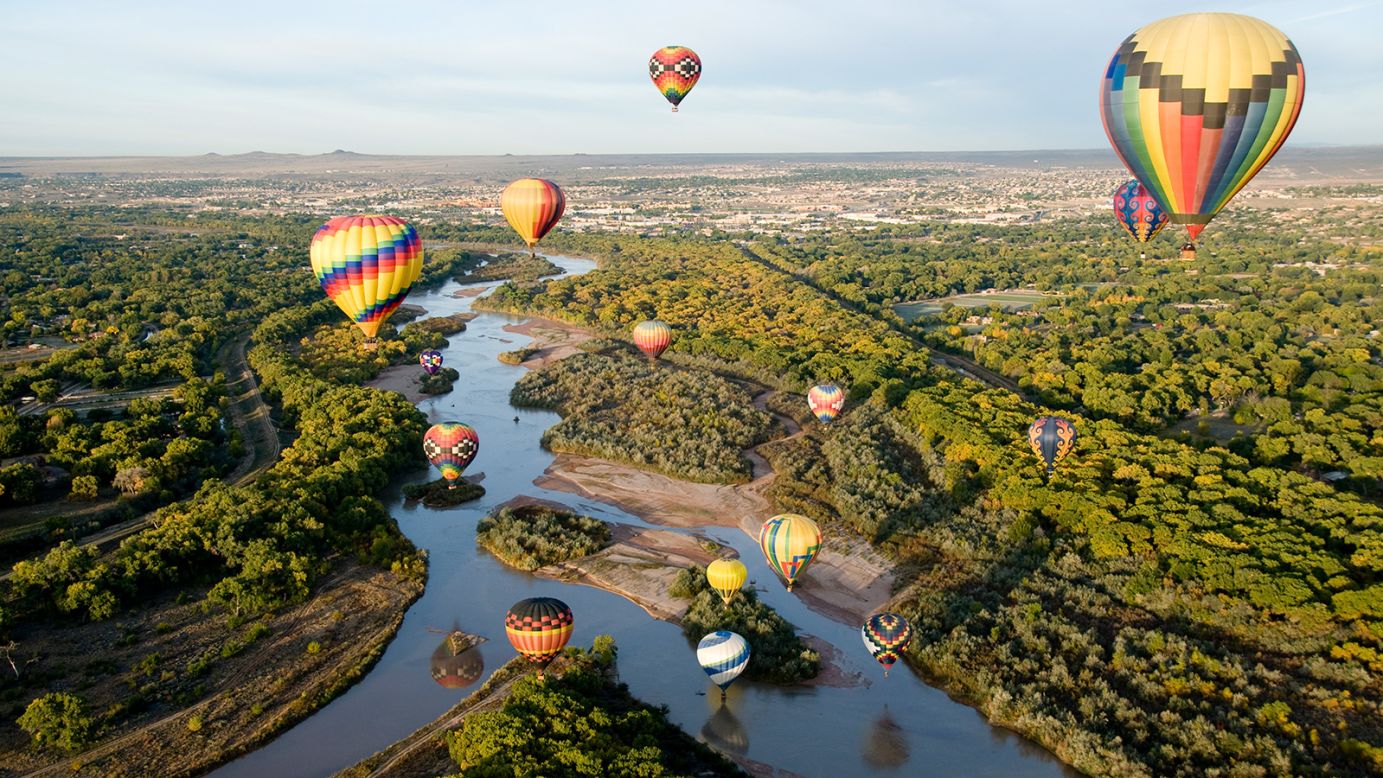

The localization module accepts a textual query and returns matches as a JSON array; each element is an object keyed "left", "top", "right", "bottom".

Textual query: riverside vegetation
[
  {"left": 476, "top": 504, "right": 612, "bottom": 571},
  {"left": 481, "top": 225, "right": 1382, "bottom": 776},
  {"left": 510, "top": 342, "right": 772, "bottom": 484}
]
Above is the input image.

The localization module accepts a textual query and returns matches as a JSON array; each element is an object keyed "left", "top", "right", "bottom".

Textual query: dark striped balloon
[
  {"left": 861, "top": 612, "right": 913, "bottom": 676},
  {"left": 632, "top": 320, "right": 672, "bottom": 361},
  {"left": 505, "top": 597, "right": 574, "bottom": 672},
  {"left": 1028, "top": 416, "right": 1076, "bottom": 475}
]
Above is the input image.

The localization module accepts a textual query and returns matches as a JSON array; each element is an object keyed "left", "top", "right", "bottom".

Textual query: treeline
[
  {"left": 670, "top": 565, "right": 820, "bottom": 685},
  {"left": 476, "top": 504, "right": 611, "bottom": 571},
  {"left": 447, "top": 636, "right": 743, "bottom": 776},
  {"left": 510, "top": 345, "right": 771, "bottom": 484},
  {"left": 487, "top": 230, "right": 1381, "bottom": 775}
]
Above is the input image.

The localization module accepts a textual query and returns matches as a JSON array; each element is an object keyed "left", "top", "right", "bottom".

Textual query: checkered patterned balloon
[
  {"left": 505, "top": 597, "right": 574, "bottom": 665},
  {"left": 419, "top": 349, "right": 444, "bottom": 376},
  {"left": 649, "top": 46, "right": 701, "bottom": 111},
  {"left": 423, "top": 422, "right": 479, "bottom": 481}
]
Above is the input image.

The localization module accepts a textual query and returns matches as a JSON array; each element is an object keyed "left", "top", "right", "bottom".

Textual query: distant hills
[{"left": 1, "top": 146, "right": 1380, "bottom": 183}]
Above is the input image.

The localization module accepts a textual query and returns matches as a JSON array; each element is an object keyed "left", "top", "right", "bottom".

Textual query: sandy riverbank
[
  {"left": 502, "top": 318, "right": 592, "bottom": 369},
  {"left": 365, "top": 364, "right": 430, "bottom": 404}
]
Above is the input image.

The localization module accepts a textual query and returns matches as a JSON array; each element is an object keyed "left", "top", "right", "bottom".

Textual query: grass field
[{"left": 893, "top": 289, "right": 1052, "bottom": 321}]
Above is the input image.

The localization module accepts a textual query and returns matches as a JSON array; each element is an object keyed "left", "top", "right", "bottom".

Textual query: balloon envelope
[
  {"left": 419, "top": 349, "right": 444, "bottom": 376},
  {"left": 861, "top": 612, "right": 913, "bottom": 674},
  {"left": 807, "top": 384, "right": 846, "bottom": 423},
  {"left": 759, "top": 514, "right": 822, "bottom": 591},
  {"left": 649, "top": 46, "right": 701, "bottom": 111},
  {"left": 309, "top": 215, "right": 423, "bottom": 339},
  {"left": 423, "top": 422, "right": 479, "bottom": 482},
  {"left": 505, "top": 597, "right": 573, "bottom": 666},
  {"left": 697, "top": 630, "right": 749, "bottom": 690},
  {"left": 1112, "top": 180, "right": 1169, "bottom": 243},
  {"left": 501, "top": 179, "right": 565, "bottom": 250},
  {"left": 632, "top": 320, "right": 672, "bottom": 360},
  {"left": 705, "top": 559, "right": 747, "bottom": 605},
  {"left": 1100, "top": 13, "right": 1304, "bottom": 241},
  {"left": 1028, "top": 416, "right": 1076, "bottom": 475}
]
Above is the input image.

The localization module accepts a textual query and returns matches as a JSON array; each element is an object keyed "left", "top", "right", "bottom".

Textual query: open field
[{"left": 893, "top": 289, "right": 1053, "bottom": 320}]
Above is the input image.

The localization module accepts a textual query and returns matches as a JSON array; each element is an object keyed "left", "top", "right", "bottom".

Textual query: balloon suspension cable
[{"left": 720, "top": 688, "right": 727, "bottom": 702}]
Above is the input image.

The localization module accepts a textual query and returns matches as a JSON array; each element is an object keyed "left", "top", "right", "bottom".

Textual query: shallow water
[{"left": 212, "top": 256, "right": 1072, "bottom": 778}]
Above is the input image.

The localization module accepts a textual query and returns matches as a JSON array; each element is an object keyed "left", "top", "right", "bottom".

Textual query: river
[{"left": 213, "top": 255, "right": 1072, "bottom": 778}]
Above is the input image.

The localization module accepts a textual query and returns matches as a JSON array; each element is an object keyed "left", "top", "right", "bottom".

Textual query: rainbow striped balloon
[
  {"left": 505, "top": 597, "right": 573, "bottom": 675},
  {"left": 423, "top": 422, "right": 479, "bottom": 485},
  {"left": 501, "top": 178, "right": 565, "bottom": 254},
  {"left": 861, "top": 612, "right": 913, "bottom": 677},
  {"left": 807, "top": 384, "right": 846, "bottom": 424},
  {"left": 1112, "top": 180, "right": 1170, "bottom": 244},
  {"left": 759, "top": 513, "right": 822, "bottom": 592},
  {"left": 649, "top": 46, "right": 701, "bottom": 112},
  {"left": 697, "top": 630, "right": 749, "bottom": 694},
  {"left": 632, "top": 320, "right": 672, "bottom": 361},
  {"left": 1100, "top": 13, "right": 1304, "bottom": 243},
  {"left": 309, "top": 215, "right": 423, "bottom": 340}
]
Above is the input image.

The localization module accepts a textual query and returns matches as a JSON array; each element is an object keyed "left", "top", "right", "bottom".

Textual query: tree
[
  {"left": 31, "top": 378, "right": 59, "bottom": 403},
  {"left": 68, "top": 475, "right": 99, "bottom": 501},
  {"left": 17, "top": 692, "right": 94, "bottom": 753},
  {"left": 112, "top": 464, "right": 152, "bottom": 496}
]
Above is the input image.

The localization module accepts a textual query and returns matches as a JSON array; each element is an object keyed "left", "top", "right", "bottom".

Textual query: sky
[{"left": 2, "top": 0, "right": 1380, "bottom": 156}]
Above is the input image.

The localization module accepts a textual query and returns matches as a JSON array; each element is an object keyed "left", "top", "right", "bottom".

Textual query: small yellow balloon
[{"left": 706, "top": 559, "right": 747, "bottom": 605}]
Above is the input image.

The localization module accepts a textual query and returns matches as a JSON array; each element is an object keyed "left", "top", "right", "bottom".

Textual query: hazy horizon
[{"left": 4, "top": 0, "right": 1381, "bottom": 156}]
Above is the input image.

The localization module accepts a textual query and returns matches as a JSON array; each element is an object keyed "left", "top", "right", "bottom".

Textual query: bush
[{"left": 17, "top": 692, "right": 94, "bottom": 753}]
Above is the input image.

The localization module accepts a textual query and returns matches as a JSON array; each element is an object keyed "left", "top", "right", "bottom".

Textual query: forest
[
  {"left": 486, "top": 228, "right": 1381, "bottom": 775},
  {"left": 476, "top": 504, "right": 612, "bottom": 571},
  {"left": 509, "top": 343, "right": 773, "bottom": 483}
]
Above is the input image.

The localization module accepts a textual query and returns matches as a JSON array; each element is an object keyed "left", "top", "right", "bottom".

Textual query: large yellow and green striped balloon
[
  {"left": 1100, "top": 13, "right": 1304, "bottom": 243},
  {"left": 309, "top": 215, "right": 423, "bottom": 340},
  {"left": 758, "top": 513, "right": 822, "bottom": 592}
]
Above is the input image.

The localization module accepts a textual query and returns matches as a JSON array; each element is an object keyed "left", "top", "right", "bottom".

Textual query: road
[
  {"left": 17, "top": 381, "right": 182, "bottom": 417},
  {"left": 736, "top": 243, "right": 1025, "bottom": 395}
]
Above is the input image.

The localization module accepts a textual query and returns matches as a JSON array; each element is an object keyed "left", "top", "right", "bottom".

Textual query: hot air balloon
[
  {"left": 1100, "top": 13, "right": 1304, "bottom": 256},
  {"left": 759, "top": 513, "right": 822, "bottom": 592},
  {"left": 1112, "top": 180, "right": 1169, "bottom": 246},
  {"left": 1028, "top": 416, "right": 1076, "bottom": 476},
  {"left": 649, "top": 46, "right": 701, "bottom": 112},
  {"left": 423, "top": 422, "right": 479, "bottom": 488},
  {"left": 505, "top": 597, "right": 573, "bottom": 679},
  {"left": 430, "top": 632, "right": 485, "bottom": 689},
  {"left": 861, "top": 612, "right": 913, "bottom": 677},
  {"left": 419, "top": 349, "right": 444, "bottom": 376},
  {"left": 632, "top": 320, "right": 672, "bottom": 361},
  {"left": 500, "top": 179, "right": 565, "bottom": 257},
  {"left": 309, "top": 215, "right": 424, "bottom": 343},
  {"left": 697, "top": 630, "right": 749, "bottom": 700},
  {"left": 807, "top": 384, "right": 846, "bottom": 424},
  {"left": 705, "top": 559, "right": 747, "bottom": 605}
]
